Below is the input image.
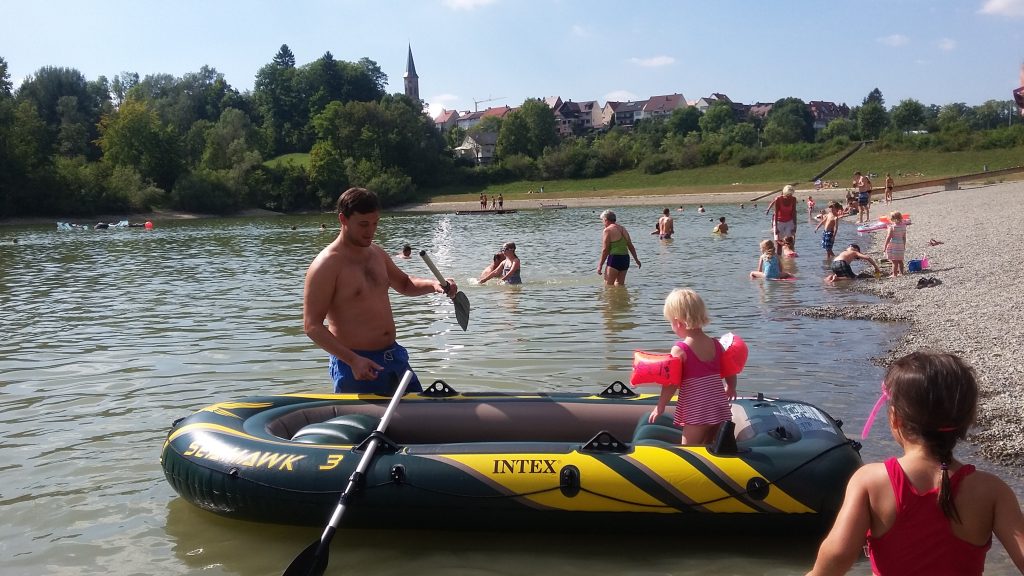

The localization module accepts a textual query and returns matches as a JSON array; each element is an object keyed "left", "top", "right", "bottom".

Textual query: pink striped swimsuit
[{"left": 672, "top": 340, "right": 732, "bottom": 427}]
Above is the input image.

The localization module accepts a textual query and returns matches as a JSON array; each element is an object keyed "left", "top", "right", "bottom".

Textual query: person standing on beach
[
  {"left": 480, "top": 193, "right": 486, "bottom": 209},
  {"left": 815, "top": 202, "right": 842, "bottom": 260},
  {"left": 598, "top": 210, "right": 641, "bottom": 286},
  {"left": 303, "top": 187, "right": 458, "bottom": 394},
  {"left": 807, "top": 195, "right": 816, "bottom": 221},
  {"left": 853, "top": 171, "right": 873, "bottom": 223},
  {"left": 882, "top": 211, "right": 907, "bottom": 277},
  {"left": 884, "top": 173, "right": 895, "bottom": 204},
  {"left": 765, "top": 185, "right": 798, "bottom": 254},
  {"left": 498, "top": 193, "right": 504, "bottom": 210},
  {"left": 658, "top": 208, "right": 675, "bottom": 239}
]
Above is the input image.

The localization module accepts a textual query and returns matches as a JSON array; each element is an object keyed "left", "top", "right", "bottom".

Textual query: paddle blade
[
  {"left": 283, "top": 540, "right": 327, "bottom": 576},
  {"left": 454, "top": 291, "right": 470, "bottom": 331}
]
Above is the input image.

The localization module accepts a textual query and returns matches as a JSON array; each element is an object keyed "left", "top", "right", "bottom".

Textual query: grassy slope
[
  {"left": 264, "top": 152, "right": 311, "bottom": 169},
  {"left": 265, "top": 147, "right": 1024, "bottom": 203}
]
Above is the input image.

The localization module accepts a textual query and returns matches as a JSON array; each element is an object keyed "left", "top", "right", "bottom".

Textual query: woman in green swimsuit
[{"left": 597, "top": 210, "right": 641, "bottom": 286}]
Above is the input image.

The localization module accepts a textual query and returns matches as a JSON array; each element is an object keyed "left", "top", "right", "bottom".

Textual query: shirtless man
[
  {"left": 303, "top": 187, "right": 457, "bottom": 394},
  {"left": 657, "top": 208, "right": 675, "bottom": 239},
  {"left": 853, "top": 171, "right": 873, "bottom": 223},
  {"left": 765, "top": 185, "right": 798, "bottom": 254}
]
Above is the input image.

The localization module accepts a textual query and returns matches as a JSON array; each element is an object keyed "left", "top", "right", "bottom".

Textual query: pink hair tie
[{"left": 861, "top": 382, "right": 890, "bottom": 440}]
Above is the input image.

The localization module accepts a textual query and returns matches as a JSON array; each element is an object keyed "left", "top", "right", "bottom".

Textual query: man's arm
[{"left": 384, "top": 249, "right": 455, "bottom": 298}]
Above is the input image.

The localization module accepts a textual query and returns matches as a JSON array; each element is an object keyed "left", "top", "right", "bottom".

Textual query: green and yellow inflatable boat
[{"left": 160, "top": 382, "right": 862, "bottom": 531}]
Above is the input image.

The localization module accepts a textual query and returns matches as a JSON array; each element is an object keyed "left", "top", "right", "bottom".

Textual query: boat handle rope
[{"left": 356, "top": 439, "right": 860, "bottom": 510}]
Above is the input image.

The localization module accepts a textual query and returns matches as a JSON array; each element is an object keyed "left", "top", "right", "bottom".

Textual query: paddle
[
  {"left": 283, "top": 370, "right": 413, "bottom": 576},
  {"left": 419, "top": 250, "right": 470, "bottom": 331}
]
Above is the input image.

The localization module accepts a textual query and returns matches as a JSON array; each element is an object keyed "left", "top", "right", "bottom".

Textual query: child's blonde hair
[
  {"left": 889, "top": 211, "right": 903, "bottom": 222},
  {"left": 759, "top": 239, "right": 774, "bottom": 255},
  {"left": 663, "top": 288, "right": 710, "bottom": 329}
]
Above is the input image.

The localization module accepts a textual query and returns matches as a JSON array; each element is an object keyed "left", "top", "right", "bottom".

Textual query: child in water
[
  {"left": 750, "top": 239, "right": 795, "bottom": 280},
  {"left": 808, "top": 351, "right": 1024, "bottom": 575},
  {"left": 782, "top": 236, "right": 798, "bottom": 258},
  {"left": 649, "top": 289, "right": 737, "bottom": 445},
  {"left": 815, "top": 202, "right": 842, "bottom": 260},
  {"left": 824, "top": 244, "right": 880, "bottom": 283},
  {"left": 713, "top": 216, "right": 729, "bottom": 234}
]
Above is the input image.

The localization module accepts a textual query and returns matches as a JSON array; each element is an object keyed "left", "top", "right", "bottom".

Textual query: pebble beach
[
  {"left": 801, "top": 179, "right": 1024, "bottom": 469},
  {"left": 401, "top": 179, "right": 1024, "bottom": 469}
]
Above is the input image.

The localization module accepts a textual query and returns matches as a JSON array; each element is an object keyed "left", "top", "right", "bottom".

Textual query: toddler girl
[
  {"left": 883, "top": 211, "right": 907, "bottom": 277},
  {"left": 649, "top": 289, "right": 737, "bottom": 445},
  {"left": 750, "top": 239, "right": 794, "bottom": 279}
]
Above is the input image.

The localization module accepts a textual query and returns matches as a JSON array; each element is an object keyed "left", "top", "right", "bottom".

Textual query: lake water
[{"left": 0, "top": 203, "right": 1018, "bottom": 575}]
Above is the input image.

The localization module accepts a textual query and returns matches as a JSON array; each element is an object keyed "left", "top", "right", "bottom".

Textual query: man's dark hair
[{"left": 336, "top": 187, "right": 380, "bottom": 217}]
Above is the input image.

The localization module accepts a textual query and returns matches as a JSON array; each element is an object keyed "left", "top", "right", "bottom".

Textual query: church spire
[{"left": 403, "top": 44, "right": 419, "bottom": 101}]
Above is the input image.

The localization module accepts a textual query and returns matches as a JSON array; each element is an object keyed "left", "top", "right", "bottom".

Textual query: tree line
[{"left": 1, "top": 47, "right": 1022, "bottom": 219}]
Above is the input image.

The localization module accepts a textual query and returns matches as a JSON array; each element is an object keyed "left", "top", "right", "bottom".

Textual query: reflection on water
[{"left": 0, "top": 206, "right": 1020, "bottom": 575}]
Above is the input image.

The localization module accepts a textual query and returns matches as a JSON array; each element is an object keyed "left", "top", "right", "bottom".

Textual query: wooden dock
[{"left": 454, "top": 209, "right": 518, "bottom": 215}]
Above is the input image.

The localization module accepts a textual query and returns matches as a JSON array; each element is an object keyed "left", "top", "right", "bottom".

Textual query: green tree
[
  {"left": 254, "top": 44, "right": 304, "bottom": 155},
  {"left": 97, "top": 98, "right": 181, "bottom": 190},
  {"left": 16, "top": 66, "right": 108, "bottom": 158},
  {"left": 763, "top": 98, "right": 813, "bottom": 144},
  {"left": 890, "top": 99, "right": 926, "bottom": 132},
  {"left": 496, "top": 111, "right": 531, "bottom": 159},
  {"left": 667, "top": 106, "right": 701, "bottom": 137},
  {"left": 863, "top": 88, "right": 885, "bottom": 107},
  {"left": 202, "top": 108, "right": 259, "bottom": 170},
  {"left": 517, "top": 98, "right": 558, "bottom": 157},
  {"left": 820, "top": 117, "right": 854, "bottom": 141},
  {"left": 857, "top": 101, "right": 889, "bottom": 139},
  {"left": 698, "top": 102, "right": 734, "bottom": 134}
]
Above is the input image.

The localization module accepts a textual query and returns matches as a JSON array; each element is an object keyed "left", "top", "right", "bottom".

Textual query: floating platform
[{"left": 539, "top": 203, "right": 568, "bottom": 209}]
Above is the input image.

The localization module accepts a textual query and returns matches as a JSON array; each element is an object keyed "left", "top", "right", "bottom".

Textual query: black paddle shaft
[{"left": 282, "top": 370, "right": 413, "bottom": 576}]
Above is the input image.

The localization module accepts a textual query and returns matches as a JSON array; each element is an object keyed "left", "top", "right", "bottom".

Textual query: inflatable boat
[{"left": 160, "top": 381, "right": 862, "bottom": 532}]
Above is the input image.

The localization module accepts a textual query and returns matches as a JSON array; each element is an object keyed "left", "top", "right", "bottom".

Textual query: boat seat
[
  {"left": 632, "top": 413, "right": 681, "bottom": 446},
  {"left": 291, "top": 413, "right": 379, "bottom": 445}
]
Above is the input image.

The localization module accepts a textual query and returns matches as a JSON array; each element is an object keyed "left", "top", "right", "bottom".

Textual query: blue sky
[{"left": 3, "top": 0, "right": 1023, "bottom": 120}]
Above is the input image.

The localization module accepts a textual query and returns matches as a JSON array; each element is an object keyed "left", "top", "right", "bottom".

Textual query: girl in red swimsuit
[{"left": 808, "top": 352, "right": 1024, "bottom": 575}]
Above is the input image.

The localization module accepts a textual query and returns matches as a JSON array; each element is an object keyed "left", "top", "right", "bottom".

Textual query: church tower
[{"left": 403, "top": 44, "right": 420, "bottom": 102}]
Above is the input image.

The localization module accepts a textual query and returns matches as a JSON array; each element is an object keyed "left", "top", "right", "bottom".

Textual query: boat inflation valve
[
  {"left": 390, "top": 464, "right": 406, "bottom": 485},
  {"left": 581, "top": 430, "right": 629, "bottom": 453},
  {"left": 559, "top": 465, "right": 580, "bottom": 497},
  {"left": 422, "top": 379, "right": 459, "bottom": 397},
  {"left": 599, "top": 381, "right": 636, "bottom": 398},
  {"left": 746, "top": 477, "right": 769, "bottom": 500}
]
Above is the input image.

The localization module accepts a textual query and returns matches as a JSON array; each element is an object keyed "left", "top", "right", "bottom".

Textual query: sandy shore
[
  {"left": 798, "top": 180, "right": 1024, "bottom": 469},
  {"left": 394, "top": 188, "right": 853, "bottom": 213}
]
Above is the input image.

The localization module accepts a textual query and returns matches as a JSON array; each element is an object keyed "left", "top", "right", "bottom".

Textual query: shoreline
[{"left": 797, "top": 180, "right": 1024, "bottom": 470}]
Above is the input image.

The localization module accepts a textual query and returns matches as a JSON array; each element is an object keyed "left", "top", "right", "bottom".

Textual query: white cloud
[
  {"left": 604, "top": 90, "right": 639, "bottom": 102},
  {"left": 979, "top": 0, "right": 1024, "bottom": 17},
  {"left": 877, "top": 34, "right": 910, "bottom": 47},
  {"left": 937, "top": 38, "right": 957, "bottom": 52},
  {"left": 442, "top": 0, "right": 497, "bottom": 10},
  {"left": 628, "top": 55, "right": 675, "bottom": 68},
  {"left": 570, "top": 24, "right": 589, "bottom": 37},
  {"left": 427, "top": 94, "right": 460, "bottom": 119}
]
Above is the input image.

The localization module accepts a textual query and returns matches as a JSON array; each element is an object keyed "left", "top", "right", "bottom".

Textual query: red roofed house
[
  {"left": 433, "top": 109, "right": 460, "bottom": 133},
  {"left": 808, "top": 101, "right": 850, "bottom": 130},
  {"left": 636, "top": 93, "right": 687, "bottom": 121}
]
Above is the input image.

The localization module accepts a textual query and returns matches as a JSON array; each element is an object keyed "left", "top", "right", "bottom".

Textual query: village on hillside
[{"left": 433, "top": 95, "right": 850, "bottom": 166}]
